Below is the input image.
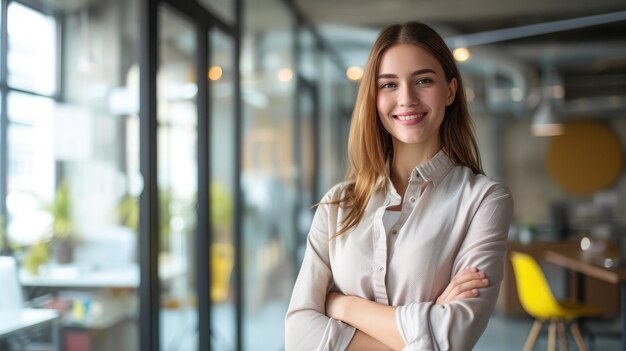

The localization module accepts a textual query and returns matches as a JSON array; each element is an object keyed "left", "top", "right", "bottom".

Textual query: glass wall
[
  {"left": 316, "top": 53, "right": 353, "bottom": 201},
  {"left": 0, "top": 0, "right": 349, "bottom": 350},
  {"left": 241, "top": 0, "right": 296, "bottom": 349},
  {"left": 157, "top": 6, "right": 199, "bottom": 351},
  {"left": 209, "top": 29, "right": 237, "bottom": 350},
  {"left": 5, "top": 2, "right": 57, "bottom": 253},
  {"left": 3, "top": 0, "right": 142, "bottom": 349}
]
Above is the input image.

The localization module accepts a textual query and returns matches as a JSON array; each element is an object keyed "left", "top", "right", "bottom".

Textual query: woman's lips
[{"left": 393, "top": 112, "right": 427, "bottom": 125}]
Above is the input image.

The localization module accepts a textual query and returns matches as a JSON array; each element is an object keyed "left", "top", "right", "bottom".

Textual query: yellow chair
[
  {"left": 211, "top": 243, "right": 234, "bottom": 303},
  {"left": 510, "top": 251, "right": 603, "bottom": 351}
]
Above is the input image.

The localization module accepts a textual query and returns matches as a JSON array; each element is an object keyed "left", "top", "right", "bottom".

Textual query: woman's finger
[
  {"left": 449, "top": 278, "right": 489, "bottom": 299},
  {"left": 438, "top": 274, "right": 490, "bottom": 304},
  {"left": 441, "top": 269, "right": 484, "bottom": 298},
  {"left": 437, "top": 267, "right": 482, "bottom": 303}
]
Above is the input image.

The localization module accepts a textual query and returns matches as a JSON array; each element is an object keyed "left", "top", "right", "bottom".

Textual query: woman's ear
[{"left": 446, "top": 78, "right": 458, "bottom": 106}]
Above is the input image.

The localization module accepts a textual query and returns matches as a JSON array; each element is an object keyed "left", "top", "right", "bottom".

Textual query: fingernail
[
  {"left": 482, "top": 279, "right": 489, "bottom": 283},
  {"left": 469, "top": 267, "right": 477, "bottom": 272},
  {"left": 472, "top": 289, "right": 478, "bottom": 295},
  {"left": 478, "top": 272, "right": 485, "bottom": 278}
]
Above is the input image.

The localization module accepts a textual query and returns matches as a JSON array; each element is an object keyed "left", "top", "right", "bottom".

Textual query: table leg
[
  {"left": 619, "top": 281, "right": 626, "bottom": 351},
  {"left": 52, "top": 318, "right": 60, "bottom": 351}
]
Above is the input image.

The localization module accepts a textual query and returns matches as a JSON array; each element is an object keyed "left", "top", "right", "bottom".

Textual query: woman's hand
[{"left": 436, "top": 267, "right": 489, "bottom": 304}]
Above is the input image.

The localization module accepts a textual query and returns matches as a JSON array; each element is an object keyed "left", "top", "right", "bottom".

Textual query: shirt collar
[
  {"left": 412, "top": 148, "right": 454, "bottom": 186},
  {"left": 380, "top": 148, "right": 455, "bottom": 194}
]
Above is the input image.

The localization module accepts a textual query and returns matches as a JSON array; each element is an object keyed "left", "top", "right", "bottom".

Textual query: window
[{"left": 5, "top": 2, "right": 58, "bottom": 245}]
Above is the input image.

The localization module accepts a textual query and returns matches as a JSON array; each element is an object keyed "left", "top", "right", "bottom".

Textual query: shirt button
[
  {"left": 377, "top": 265, "right": 384, "bottom": 272},
  {"left": 391, "top": 229, "right": 398, "bottom": 235},
  {"left": 409, "top": 197, "right": 416, "bottom": 203}
]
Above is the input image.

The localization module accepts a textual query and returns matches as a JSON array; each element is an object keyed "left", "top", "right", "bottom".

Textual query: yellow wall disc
[{"left": 546, "top": 120, "right": 623, "bottom": 195}]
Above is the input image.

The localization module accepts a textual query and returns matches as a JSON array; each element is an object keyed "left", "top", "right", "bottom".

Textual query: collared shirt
[{"left": 285, "top": 149, "right": 514, "bottom": 351}]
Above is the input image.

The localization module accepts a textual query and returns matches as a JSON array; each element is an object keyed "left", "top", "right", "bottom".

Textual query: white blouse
[{"left": 285, "top": 149, "right": 514, "bottom": 351}]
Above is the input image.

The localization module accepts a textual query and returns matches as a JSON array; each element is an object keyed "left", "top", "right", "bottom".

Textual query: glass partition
[
  {"left": 209, "top": 28, "right": 237, "bottom": 350},
  {"left": 242, "top": 0, "right": 296, "bottom": 348},
  {"left": 157, "top": 6, "right": 199, "bottom": 351},
  {"left": 4, "top": 0, "right": 142, "bottom": 349}
]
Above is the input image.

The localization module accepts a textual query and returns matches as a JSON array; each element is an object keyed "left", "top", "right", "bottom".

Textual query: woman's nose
[{"left": 398, "top": 85, "right": 418, "bottom": 107}]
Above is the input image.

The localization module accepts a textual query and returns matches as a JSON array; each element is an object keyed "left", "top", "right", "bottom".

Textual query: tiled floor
[
  {"left": 162, "top": 305, "right": 623, "bottom": 350},
  {"left": 476, "top": 313, "right": 623, "bottom": 351}
]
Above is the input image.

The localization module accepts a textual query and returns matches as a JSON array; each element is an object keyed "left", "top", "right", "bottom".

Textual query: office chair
[{"left": 510, "top": 251, "right": 603, "bottom": 351}]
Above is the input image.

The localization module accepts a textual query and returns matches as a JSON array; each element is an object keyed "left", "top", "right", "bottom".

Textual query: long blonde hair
[{"left": 334, "top": 22, "right": 483, "bottom": 236}]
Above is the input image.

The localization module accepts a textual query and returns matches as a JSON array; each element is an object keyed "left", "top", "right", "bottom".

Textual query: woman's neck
[{"left": 390, "top": 140, "right": 441, "bottom": 195}]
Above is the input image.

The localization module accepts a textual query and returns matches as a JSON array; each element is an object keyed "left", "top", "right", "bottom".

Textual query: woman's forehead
[{"left": 377, "top": 44, "right": 443, "bottom": 74}]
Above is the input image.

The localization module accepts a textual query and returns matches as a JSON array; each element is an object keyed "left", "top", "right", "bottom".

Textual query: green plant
[
  {"left": 159, "top": 188, "right": 173, "bottom": 251},
  {"left": 0, "top": 216, "right": 8, "bottom": 254},
  {"left": 45, "top": 180, "right": 75, "bottom": 242},
  {"left": 118, "top": 195, "right": 139, "bottom": 232},
  {"left": 211, "top": 182, "right": 233, "bottom": 236},
  {"left": 23, "top": 240, "right": 49, "bottom": 274}
]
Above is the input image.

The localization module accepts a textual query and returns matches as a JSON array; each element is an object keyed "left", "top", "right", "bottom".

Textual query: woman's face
[{"left": 376, "top": 43, "right": 457, "bottom": 151}]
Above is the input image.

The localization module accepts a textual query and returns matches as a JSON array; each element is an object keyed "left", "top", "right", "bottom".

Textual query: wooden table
[{"left": 544, "top": 244, "right": 626, "bottom": 351}]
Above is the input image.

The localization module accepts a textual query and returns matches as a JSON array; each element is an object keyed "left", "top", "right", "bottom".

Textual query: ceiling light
[
  {"left": 510, "top": 87, "right": 524, "bottom": 102},
  {"left": 346, "top": 66, "right": 363, "bottom": 81},
  {"left": 531, "top": 100, "right": 564, "bottom": 137},
  {"left": 277, "top": 68, "right": 293, "bottom": 82},
  {"left": 208, "top": 66, "right": 223, "bottom": 81},
  {"left": 453, "top": 47, "right": 471, "bottom": 62}
]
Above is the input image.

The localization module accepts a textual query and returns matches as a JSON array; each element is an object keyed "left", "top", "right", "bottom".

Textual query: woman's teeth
[{"left": 396, "top": 113, "right": 424, "bottom": 121}]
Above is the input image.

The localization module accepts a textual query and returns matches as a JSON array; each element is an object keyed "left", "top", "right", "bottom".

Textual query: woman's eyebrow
[{"left": 377, "top": 68, "right": 437, "bottom": 80}]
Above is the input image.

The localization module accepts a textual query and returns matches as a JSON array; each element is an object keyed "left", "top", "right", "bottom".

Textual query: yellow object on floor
[{"left": 510, "top": 251, "right": 603, "bottom": 351}]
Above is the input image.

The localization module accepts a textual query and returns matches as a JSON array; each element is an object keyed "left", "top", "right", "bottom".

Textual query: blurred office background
[{"left": 0, "top": 0, "right": 624, "bottom": 350}]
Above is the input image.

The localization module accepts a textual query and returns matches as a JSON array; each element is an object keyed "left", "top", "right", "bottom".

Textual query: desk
[
  {"left": 19, "top": 261, "right": 186, "bottom": 288},
  {"left": 544, "top": 245, "right": 626, "bottom": 351},
  {"left": 0, "top": 308, "right": 60, "bottom": 349}
]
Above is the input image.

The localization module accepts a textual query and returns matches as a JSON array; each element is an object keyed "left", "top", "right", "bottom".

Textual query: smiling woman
[
  {"left": 376, "top": 44, "right": 457, "bottom": 166},
  {"left": 285, "top": 22, "right": 513, "bottom": 351}
]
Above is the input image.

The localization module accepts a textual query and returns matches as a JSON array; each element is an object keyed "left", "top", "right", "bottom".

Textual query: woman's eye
[
  {"left": 416, "top": 78, "right": 433, "bottom": 85},
  {"left": 380, "top": 82, "right": 396, "bottom": 89}
]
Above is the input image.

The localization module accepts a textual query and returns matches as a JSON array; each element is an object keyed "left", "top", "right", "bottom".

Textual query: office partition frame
[{"left": 138, "top": 0, "right": 240, "bottom": 350}]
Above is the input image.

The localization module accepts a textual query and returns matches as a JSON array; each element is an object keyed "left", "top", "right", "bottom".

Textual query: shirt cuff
[
  {"left": 316, "top": 318, "right": 356, "bottom": 351},
  {"left": 396, "top": 302, "right": 449, "bottom": 351}
]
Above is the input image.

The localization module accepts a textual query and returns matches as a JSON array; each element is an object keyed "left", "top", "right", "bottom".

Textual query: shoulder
[
  {"left": 320, "top": 180, "right": 354, "bottom": 203},
  {"left": 448, "top": 166, "right": 513, "bottom": 205}
]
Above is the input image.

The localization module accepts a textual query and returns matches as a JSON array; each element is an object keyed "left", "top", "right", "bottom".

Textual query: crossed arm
[
  {"left": 285, "top": 185, "right": 512, "bottom": 351},
  {"left": 325, "top": 268, "right": 490, "bottom": 350}
]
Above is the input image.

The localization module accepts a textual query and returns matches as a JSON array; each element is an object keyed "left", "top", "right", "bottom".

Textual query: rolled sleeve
[
  {"left": 396, "top": 185, "right": 513, "bottom": 351},
  {"left": 285, "top": 186, "right": 356, "bottom": 351}
]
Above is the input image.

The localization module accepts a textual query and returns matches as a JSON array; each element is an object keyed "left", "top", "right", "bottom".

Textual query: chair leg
[
  {"left": 570, "top": 323, "right": 588, "bottom": 351},
  {"left": 523, "top": 319, "right": 543, "bottom": 351},
  {"left": 548, "top": 321, "right": 557, "bottom": 351},
  {"left": 558, "top": 321, "right": 568, "bottom": 351}
]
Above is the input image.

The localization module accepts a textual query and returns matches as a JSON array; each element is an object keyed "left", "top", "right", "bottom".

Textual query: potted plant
[
  {"left": 117, "top": 194, "right": 139, "bottom": 233},
  {"left": 46, "top": 180, "right": 77, "bottom": 264}
]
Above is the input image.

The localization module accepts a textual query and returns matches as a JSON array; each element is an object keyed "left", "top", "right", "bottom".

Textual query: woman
[{"left": 285, "top": 22, "right": 513, "bottom": 351}]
